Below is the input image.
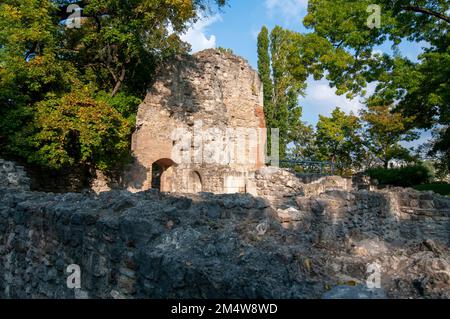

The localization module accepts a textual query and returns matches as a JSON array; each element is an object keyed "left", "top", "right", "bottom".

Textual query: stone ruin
[
  {"left": 0, "top": 159, "right": 30, "bottom": 191},
  {"left": 128, "top": 49, "right": 266, "bottom": 195},
  {"left": 0, "top": 162, "right": 449, "bottom": 299},
  {"left": 0, "top": 49, "right": 448, "bottom": 299}
]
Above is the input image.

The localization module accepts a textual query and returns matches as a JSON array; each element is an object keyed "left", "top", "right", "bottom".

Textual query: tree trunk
[{"left": 110, "top": 66, "right": 126, "bottom": 97}]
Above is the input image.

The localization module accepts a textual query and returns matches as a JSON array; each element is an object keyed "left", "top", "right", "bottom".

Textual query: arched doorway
[
  {"left": 151, "top": 158, "right": 175, "bottom": 192},
  {"left": 187, "top": 171, "right": 203, "bottom": 193}
]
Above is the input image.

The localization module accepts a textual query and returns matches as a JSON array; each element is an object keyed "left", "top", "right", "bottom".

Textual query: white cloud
[
  {"left": 302, "top": 77, "right": 380, "bottom": 125},
  {"left": 265, "top": 0, "right": 309, "bottom": 24},
  {"left": 305, "top": 78, "right": 364, "bottom": 115},
  {"left": 180, "top": 15, "right": 222, "bottom": 53}
]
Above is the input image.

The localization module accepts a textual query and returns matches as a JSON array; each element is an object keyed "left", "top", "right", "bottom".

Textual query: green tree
[
  {"left": 28, "top": 90, "right": 132, "bottom": 171},
  {"left": 56, "top": 0, "right": 207, "bottom": 97},
  {"left": 315, "top": 107, "right": 362, "bottom": 173},
  {"left": 289, "top": 122, "right": 317, "bottom": 161},
  {"left": 257, "top": 26, "right": 274, "bottom": 142},
  {"left": 420, "top": 126, "right": 450, "bottom": 179},
  {"left": 298, "top": 0, "right": 449, "bottom": 170},
  {"left": 0, "top": 0, "right": 78, "bottom": 154},
  {"left": 361, "top": 104, "right": 418, "bottom": 168},
  {"left": 301, "top": 0, "right": 449, "bottom": 101},
  {"left": 0, "top": 0, "right": 226, "bottom": 172},
  {"left": 257, "top": 26, "right": 307, "bottom": 160}
]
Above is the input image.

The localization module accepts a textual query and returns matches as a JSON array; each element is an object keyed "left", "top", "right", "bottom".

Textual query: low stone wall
[
  {"left": 0, "top": 185, "right": 449, "bottom": 299},
  {"left": 0, "top": 189, "right": 279, "bottom": 298},
  {"left": 0, "top": 159, "right": 448, "bottom": 299},
  {"left": 254, "top": 167, "right": 352, "bottom": 200},
  {"left": 0, "top": 158, "right": 124, "bottom": 194},
  {"left": 277, "top": 188, "right": 450, "bottom": 245}
]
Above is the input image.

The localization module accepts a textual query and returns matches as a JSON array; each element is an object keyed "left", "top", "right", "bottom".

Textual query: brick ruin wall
[{"left": 127, "top": 49, "right": 266, "bottom": 195}]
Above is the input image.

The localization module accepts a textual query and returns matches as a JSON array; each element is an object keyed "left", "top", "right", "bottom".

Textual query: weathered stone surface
[
  {"left": 0, "top": 159, "right": 30, "bottom": 191},
  {"left": 0, "top": 183, "right": 449, "bottom": 299},
  {"left": 128, "top": 49, "right": 266, "bottom": 195},
  {"left": 0, "top": 156, "right": 449, "bottom": 299},
  {"left": 322, "top": 285, "right": 387, "bottom": 299},
  {"left": 253, "top": 167, "right": 352, "bottom": 198}
]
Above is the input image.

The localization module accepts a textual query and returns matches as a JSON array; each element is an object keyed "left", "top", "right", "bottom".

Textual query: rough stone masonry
[
  {"left": 0, "top": 160, "right": 449, "bottom": 299},
  {"left": 0, "top": 49, "right": 449, "bottom": 299},
  {"left": 127, "top": 49, "right": 266, "bottom": 195}
]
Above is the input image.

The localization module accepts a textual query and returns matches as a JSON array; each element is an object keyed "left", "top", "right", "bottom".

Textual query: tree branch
[
  {"left": 401, "top": 5, "right": 450, "bottom": 24},
  {"left": 93, "top": 15, "right": 102, "bottom": 32},
  {"left": 334, "top": 39, "right": 345, "bottom": 49},
  {"left": 105, "top": 64, "right": 118, "bottom": 83},
  {"left": 110, "top": 66, "right": 126, "bottom": 97}
]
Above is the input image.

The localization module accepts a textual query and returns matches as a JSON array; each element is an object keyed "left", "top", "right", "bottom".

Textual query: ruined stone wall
[
  {"left": 0, "top": 160, "right": 448, "bottom": 298},
  {"left": 0, "top": 159, "right": 30, "bottom": 191},
  {"left": 129, "top": 49, "right": 266, "bottom": 194},
  {"left": 253, "top": 167, "right": 353, "bottom": 202},
  {"left": 0, "top": 185, "right": 448, "bottom": 299},
  {"left": 279, "top": 189, "right": 450, "bottom": 245},
  {"left": 255, "top": 167, "right": 449, "bottom": 245},
  {"left": 0, "top": 157, "right": 118, "bottom": 194},
  {"left": 0, "top": 189, "right": 274, "bottom": 299}
]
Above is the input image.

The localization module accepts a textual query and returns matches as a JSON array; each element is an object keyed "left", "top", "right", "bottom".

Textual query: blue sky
[{"left": 179, "top": 0, "right": 431, "bottom": 146}]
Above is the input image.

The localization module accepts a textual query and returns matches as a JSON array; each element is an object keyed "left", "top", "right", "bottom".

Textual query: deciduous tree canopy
[
  {"left": 0, "top": 0, "right": 226, "bottom": 171},
  {"left": 260, "top": 1, "right": 448, "bottom": 174}
]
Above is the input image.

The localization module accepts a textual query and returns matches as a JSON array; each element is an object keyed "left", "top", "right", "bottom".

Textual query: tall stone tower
[{"left": 128, "top": 49, "right": 266, "bottom": 194}]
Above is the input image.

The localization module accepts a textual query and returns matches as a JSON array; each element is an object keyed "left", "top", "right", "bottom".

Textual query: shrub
[
  {"left": 217, "top": 47, "right": 234, "bottom": 54},
  {"left": 22, "top": 90, "right": 132, "bottom": 171},
  {"left": 365, "top": 164, "right": 434, "bottom": 187},
  {"left": 413, "top": 183, "right": 450, "bottom": 196}
]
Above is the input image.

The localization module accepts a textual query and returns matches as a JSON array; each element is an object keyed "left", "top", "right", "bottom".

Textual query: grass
[{"left": 413, "top": 183, "right": 450, "bottom": 196}]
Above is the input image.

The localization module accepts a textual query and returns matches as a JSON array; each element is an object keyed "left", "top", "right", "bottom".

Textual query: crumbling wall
[
  {"left": 129, "top": 49, "right": 266, "bottom": 194},
  {"left": 0, "top": 185, "right": 449, "bottom": 299},
  {"left": 1, "top": 160, "right": 448, "bottom": 298},
  {"left": 254, "top": 167, "right": 352, "bottom": 201},
  {"left": 275, "top": 189, "right": 450, "bottom": 245},
  {"left": 0, "top": 159, "right": 30, "bottom": 191}
]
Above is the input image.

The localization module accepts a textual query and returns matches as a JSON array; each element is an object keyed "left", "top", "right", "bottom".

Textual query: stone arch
[
  {"left": 151, "top": 158, "right": 175, "bottom": 192},
  {"left": 187, "top": 171, "right": 203, "bottom": 193}
]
